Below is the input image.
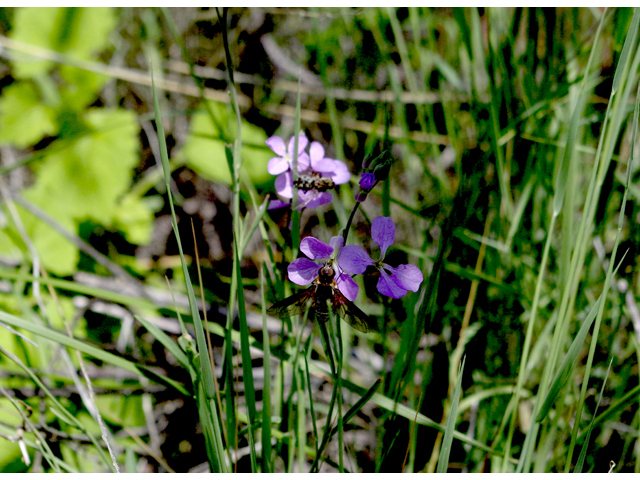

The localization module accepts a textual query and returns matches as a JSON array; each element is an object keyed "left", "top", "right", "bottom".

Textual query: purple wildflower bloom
[
  {"left": 339, "top": 216, "right": 423, "bottom": 299},
  {"left": 288, "top": 236, "right": 359, "bottom": 301},
  {"left": 271, "top": 140, "right": 351, "bottom": 209},
  {"left": 289, "top": 141, "right": 350, "bottom": 208},
  {"left": 266, "top": 134, "right": 310, "bottom": 175}
]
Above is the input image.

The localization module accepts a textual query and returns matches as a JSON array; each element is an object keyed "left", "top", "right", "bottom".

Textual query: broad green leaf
[
  {"left": 27, "top": 108, "right": 138, "bottom": 224},
  {"left": 0, "top": 82, "right": 57, "bottom": 147},
  {"left": 0, "top": 435, "right": 22, "bottom": 472},
  {"left": 113, "top": 194, "right": 155, "bottom": 245},
  {"left": 10, "top": 7, "right": 116, "bottom": 79},
  {"left": 0, "top": 205, "right": 79, "bottom": 275},
  {"left": 182, "top": 101, "right": 272, "bottom": 186},
  {"left": 59, "top": 67, "right": 109, "bottom": 113},
  {"left": 3, "top": 108, "right": 140, "bottom": 274},
  {"left": 25, "top": 108, "right": 138, "bottom": 224}
]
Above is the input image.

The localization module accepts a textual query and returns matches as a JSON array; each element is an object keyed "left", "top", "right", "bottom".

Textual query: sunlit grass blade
[
  {"left": 150, "top": 61, "right": 226, "bottom": 472},
  {"left": 0, "top": 310, "right": 188, "bottom": 395},
  {"left": 564, "top": 75, "right": 640, "bottom": 471},
  {"left": 513, "top": 9, "right": 626, "bottom": 472},
  {"left": 233, "top": 240, "right": 258, "bottom": 471},
  {"left": 135, "top": 314, "right": 193, "bottom": 376},
  {"left": 535, "top": 295, "right": 603, "bottom": 423},
  {"left": 436, "top": 356, "right": 466, "bottom": 473},
  {"left": 260, "top": 268, "right": 273, "bottom": 472},
  {"left": 0, "top": 346, "right": 115, "bottom": 472},
  {"left": 574, "top": 358, "right": 613, "bottom": 472}
]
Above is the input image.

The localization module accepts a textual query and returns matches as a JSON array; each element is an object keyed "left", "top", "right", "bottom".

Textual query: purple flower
[
  {"left": 268, "top": 137, "right": 352, "bottom": 210},
  {"left": 339, "top": 216, "right": 423, "bottom": 299},
  {"left": 266, "top": 134, "right": 310, "bottom": 175},
  {"left": 288, "top": 236, "right": 359, "bottom": 301},
  {"left": 291, "top": 141, "right": 350, "bottom": 208}
]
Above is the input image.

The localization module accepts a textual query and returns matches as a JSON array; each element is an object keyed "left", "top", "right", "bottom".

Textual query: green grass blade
[
  {"left": 150, "top": 60, "right": 226, "bottom": 471},
  {"left": 552, "top": 8, "right": 606, "bottom": 216},
  {"left": 0, "top": 310, "right": 188, "bottom": 395},
  {"left": 150, "top": 63, "right": 216, "bottom": 399},
  {"left": 329, "top": 378, "right": 382, "bottom": 439},
  {"left": 611, "top": 8, "right": 640, "bottom": 96},
  {"left": 0, "top": 347, "right": 115, "bottom": 471},
  {"left": 233, "top": 240, "right": 258, "bottom": 470},
  {"left": 575, "top": 358, "right": 613, "bottom": 472},
  {"left": 135, "top": 314, "right": 193, "bottom": 376},
  {"left": 260, "top": 268, "right": 273, "bottom": 472},
  {"left": 436, "top": 356, "right": 466, "bottom": 473},
  {"left": 535, "top": 296, "right": 602, "bottom": 423}
]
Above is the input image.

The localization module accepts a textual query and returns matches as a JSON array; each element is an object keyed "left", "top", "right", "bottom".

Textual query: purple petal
[
  {"left": 387, "top": 264, "right": 423, "bottom": 292},
  {"left": 377, "top": 270, "right": 407, "bottom": 299},
  {"left": 372, "top": 216, "right": 395, "bottom": 259},
  {"left": 296, "top": 190, "right": 316, "bottom": 209},
  {"left": 268, "top": 156, "right": 290, "bottom": 175},
  {"left": 300, "top": 236, "right": 333, "bottom": 260},
  {"left": 267, "top": 198, "right": 291, "bottom": 210},
  {"left": 310, "top": 152, "right": 336, "bottom": 174},
  {"left": 308, "top": 142, "right": 329, "bottom": 169},
  {"left": 298, "top": 190, "right": 333, "bottom": 208},
  {"left": 359, "top": 172, "right": 376, "bottom": 190},
  {"left": 339, "top": 245, "right": 374, "bottom": 274},
  {"left": 275, "top": 172, "right": 293, "bottom": 198},
  {"left": 288, "top": 258, "right": 320, "bottom": 286},
  {"left": 288, "top": 134, "right": 309, "bottom": 156},
  {"left": 329, "top": 236, "right": 344, "bottom": 254},
  {"left": 312, "top": 157, "right": 336, "bottom": 172},
  {"left": 266, "top": 136, "right": 286, "bottom": 156},
  {"left": 291, "top": 152, "right": 310, "bottom": 173},
  {"left": 329, "top": 160, "right": 351, "bottom": 184},
  {"left": 336, "top": 270, "right": 359, "bottom": 302}
]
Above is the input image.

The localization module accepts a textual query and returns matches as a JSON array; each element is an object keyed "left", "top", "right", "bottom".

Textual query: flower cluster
[
  {"left": 267, "top": 134, "right": 350, "bottom": 210},
  {"left": 289, "top": 216, "right": 423, "bottom": 301}
]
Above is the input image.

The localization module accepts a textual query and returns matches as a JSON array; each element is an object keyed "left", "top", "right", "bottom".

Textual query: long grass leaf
[
  {"left": 233, "top": 241, "right": 258, "bottom": 470},
  {"left": 135, "top": 314, "right": 193, "bottom": 375},
  {"left": 260, "top": 268, "right": 273, "bottom": 472},
  {"left": 535, "top": 296, "right": 603, "bottom": 423},
  {"left": 436, "top": 356, "right": 466, "bottom": 473},
  {"left": 575, "top": 358, "right": 613, "bottom": 472},
  {"left": 150, "top": 59, "right": 226, "bottom": 472},
  {"left": 0, "top": 310, "right": 188, "bottom": 394},
  {"left": 150, "top": 62, "right": 216, "bottom": 398}
]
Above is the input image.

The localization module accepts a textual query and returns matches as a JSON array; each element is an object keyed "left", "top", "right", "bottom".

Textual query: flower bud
[{"left": 359, "top": 172, "right": 376, "bottom": 190}]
